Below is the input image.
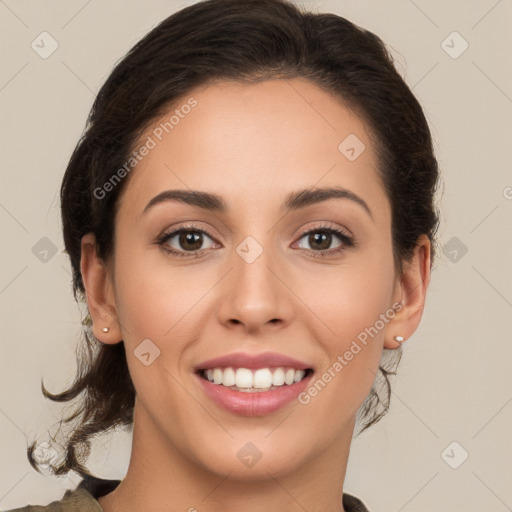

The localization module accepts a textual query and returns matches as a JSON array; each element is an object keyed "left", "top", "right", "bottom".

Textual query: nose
[{"left": 216, "top": 240, "right": 293, "bottom": 335}]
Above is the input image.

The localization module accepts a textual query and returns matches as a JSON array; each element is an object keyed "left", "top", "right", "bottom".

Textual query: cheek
[
  {"left": 113, "top": 245, "right": 215, "bottom": 352},
  {"left": 300, "top": 246, "right": 395, "bottom": 345},
  {"left": 298, "top": 245, "right": 396, "bottom": 406}
]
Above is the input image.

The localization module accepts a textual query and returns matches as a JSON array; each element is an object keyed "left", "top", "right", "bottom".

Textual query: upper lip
[{"left": 194, "top": 351, "right": 312, "bottom": 371}]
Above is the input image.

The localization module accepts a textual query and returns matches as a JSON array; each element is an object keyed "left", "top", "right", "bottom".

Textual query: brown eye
[
  {"left": 157, "top": 225, "right": 217, "bottom": 258},
  {"left": 294, "top": 225, "right": 354, "bottom": 258},
  {"left": 177, "top": 231, "right": 204, "bottom": 251},
  {"left": 306, "top": 232, "right": 336, "bottom": 251}
]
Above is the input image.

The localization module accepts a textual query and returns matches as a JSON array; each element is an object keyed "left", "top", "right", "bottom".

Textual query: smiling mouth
[{"left": 198, "top": 367, "right": 314, "bottom": 392}]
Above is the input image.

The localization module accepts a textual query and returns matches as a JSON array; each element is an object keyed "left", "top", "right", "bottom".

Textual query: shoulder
[
  {"left": 4, "top": 488, "right": 99, "bottom": 512},
  {"left": 6, "top": 478, "right": 368, "bottom": 512},
  {"left": 4, "top": 476, "right": 121, "bottom": 512},
  {"left": 343, "top": 492, "right": 371, "bottom": 512}
]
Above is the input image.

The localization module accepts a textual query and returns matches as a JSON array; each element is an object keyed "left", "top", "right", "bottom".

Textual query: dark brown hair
[{"left": 28, "top": 0, "right": 440, "bottom": 477}]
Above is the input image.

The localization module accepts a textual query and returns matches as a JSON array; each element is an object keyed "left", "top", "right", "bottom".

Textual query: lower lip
[{"left": 196, "top": 372, "right": 313, "bottom": 416}]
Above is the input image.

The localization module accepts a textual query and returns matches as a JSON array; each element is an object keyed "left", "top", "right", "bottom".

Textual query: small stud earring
[
  {"left": 394, "top": 335, "right": 404, "bottom": 343},
  {"left": 102, "top": 327, "right": 110, "bottom": 333}
]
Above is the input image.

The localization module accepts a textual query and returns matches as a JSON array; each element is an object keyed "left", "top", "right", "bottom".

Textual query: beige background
[{"left": 1, "top": 1, "right": 511, "bottom": 510}]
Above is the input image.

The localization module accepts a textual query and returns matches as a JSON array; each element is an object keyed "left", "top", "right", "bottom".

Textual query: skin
[{"left": 81, "top": 78, "right": 431, "bottom": 512}]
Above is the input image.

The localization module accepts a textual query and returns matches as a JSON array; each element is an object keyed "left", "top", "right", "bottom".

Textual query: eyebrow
[{"left": 142, "top": 186, "right": 373, "bottom": 220}]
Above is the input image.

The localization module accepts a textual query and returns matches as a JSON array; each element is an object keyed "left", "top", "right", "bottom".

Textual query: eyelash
[{"left": 156, "top": 223, "right": 355, "bottom": 259}]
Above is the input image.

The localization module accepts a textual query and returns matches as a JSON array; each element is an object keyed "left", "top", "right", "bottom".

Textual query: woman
[{"left": 10, "top": 0, "right": 439, "bottom": 510}]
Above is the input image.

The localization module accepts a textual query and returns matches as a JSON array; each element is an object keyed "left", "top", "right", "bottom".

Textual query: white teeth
[
  {"left": 213, "top": 368, "right": 223, "bottom": 385},
  {"left": 253, "top": 368, "right": 273, "bottom": 389},
  {"left": 235, "top": 368, "right": 253, "bottom": 389},
  {"left": 223, "top": 367, "right": 236, "bottom": 387},
  {"left": 272, "top": 368, "right": 285, "bottom": 386},
  {"left": 294, "top": 369, "right": 305, "bottom": 383},
  {"left": 202, "top": 366, "right": 309, "bottom": 390}
]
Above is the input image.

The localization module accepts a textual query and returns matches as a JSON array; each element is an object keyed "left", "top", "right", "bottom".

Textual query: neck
[{"left": 99, "top": 402, "right": 355, "bottom": 512}]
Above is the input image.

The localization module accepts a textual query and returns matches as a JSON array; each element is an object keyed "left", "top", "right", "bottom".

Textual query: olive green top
[{"left": 7, "top": 475, "right": 370, "bottom": 511}]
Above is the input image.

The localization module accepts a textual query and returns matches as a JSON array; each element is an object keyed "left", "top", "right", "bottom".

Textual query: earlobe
[
  {"left": 80, "top": 233, "right": 122, "bottom": 344},
  {"left": 384, "top": 235, "right": 431, "bottom": 349}
]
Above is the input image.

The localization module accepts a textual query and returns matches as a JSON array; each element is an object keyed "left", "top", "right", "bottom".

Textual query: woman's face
[{"left": 102, "top": 78, "right": 407, "bottom": 479}]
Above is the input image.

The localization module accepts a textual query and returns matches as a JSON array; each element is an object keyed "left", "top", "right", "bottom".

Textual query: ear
[
  {"left": 80, "top": 233, "right": 122, "bottom": 344},
  {"left": 384, "top": 234, "right": 431, "bottom": 349}
]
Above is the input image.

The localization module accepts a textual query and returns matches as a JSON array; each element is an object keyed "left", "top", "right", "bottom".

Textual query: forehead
[{"left": 117, "top": 78, "right": 389, "bottom": 221}]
